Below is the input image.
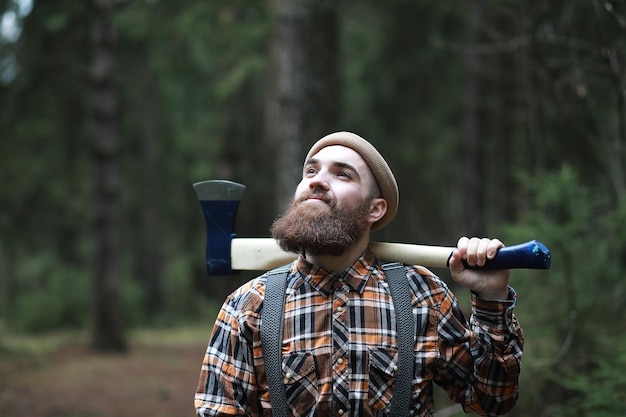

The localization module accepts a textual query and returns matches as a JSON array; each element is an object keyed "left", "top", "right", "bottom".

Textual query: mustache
[{"left": 297, "top": 191, "right": 332, "bottom": 205}]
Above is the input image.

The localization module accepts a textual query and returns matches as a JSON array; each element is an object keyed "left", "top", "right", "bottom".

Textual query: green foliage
[
  {"left": 10, "top": 252, "right": 91, "bottom": 332},
  {"left": 504, "top": 165, "right": 626, "bottom": 416},
  {"left": 551, "top": 351, "right": 626, "bottom": 417},
  {"left": 3, "top": 248, "right": 218, "bottom": 332}
]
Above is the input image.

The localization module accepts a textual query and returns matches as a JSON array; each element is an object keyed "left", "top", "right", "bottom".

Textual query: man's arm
[
  {"left": 194, "top": 282, "right": 264, "bottom": 417},
  {"left": 433, "top": 287, "right": 524, "bottom": 416}
]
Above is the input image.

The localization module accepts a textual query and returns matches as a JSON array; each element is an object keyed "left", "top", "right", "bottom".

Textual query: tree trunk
[
  {"left": 264, "top": 0, "right": 339, "bottom": 212},
  {"left": 89, "top": 0, "right": 127, "bottom": 352},
  {"left": 462, "top": 0, "right": 486, "bottom": 236},
  {"left": 137, "top": 58, "right": 163, "bottom": 316}
]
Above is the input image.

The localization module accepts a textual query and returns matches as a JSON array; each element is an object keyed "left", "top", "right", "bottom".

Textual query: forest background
[{"left": 1, "top": 0, "right": 625, "bottom": 416}]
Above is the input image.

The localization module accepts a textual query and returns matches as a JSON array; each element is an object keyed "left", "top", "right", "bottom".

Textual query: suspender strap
[
  {"left": 382, "top": 262, "right": 416, "bottom": 417},
  {"left": 261, "top": 265, "right": 290, "bottom": 417},
  {"left": 261, "top": 263, "right": 415, "bottom": 416}
]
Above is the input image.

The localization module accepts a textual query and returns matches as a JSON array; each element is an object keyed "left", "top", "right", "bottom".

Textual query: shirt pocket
[
  {"left": 282, "top": 351, "right": 319, "bottom": 417},
  {"left": 367, "top": 347, "right": 398, "bottom": 413}
]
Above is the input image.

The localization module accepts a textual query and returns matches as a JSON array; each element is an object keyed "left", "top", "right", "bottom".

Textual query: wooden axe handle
[{"left": 231, "top": 238, "right": 551, "bottom": 271}]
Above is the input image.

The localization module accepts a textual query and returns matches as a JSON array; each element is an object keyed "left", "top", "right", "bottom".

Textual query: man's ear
[{"left": 368, "top": 198, "right": 387, "bottom": 224}]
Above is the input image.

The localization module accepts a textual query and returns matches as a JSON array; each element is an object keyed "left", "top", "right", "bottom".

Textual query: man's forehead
[{"left": 308, "top": 145, "right": 368, "bottom": 169}]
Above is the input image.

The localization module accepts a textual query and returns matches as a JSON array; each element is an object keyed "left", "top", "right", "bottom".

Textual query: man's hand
[{"left": 448, "top": 237, "right": 510, "bottom": 300}]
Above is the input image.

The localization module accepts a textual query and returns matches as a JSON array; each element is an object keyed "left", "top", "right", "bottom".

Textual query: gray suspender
[
  {"left": 384, "top": 262, "right": 415, "bottom": 417},
  {"left": 261, "top": 265, "right": 291, "bottom": 417},
  {"left": 261, "top": 262, "right": 415, "bottom": 416}
]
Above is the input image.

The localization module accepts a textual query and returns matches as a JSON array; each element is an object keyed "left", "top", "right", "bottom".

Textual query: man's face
[
  {"left": 294, "top": 145, "right": 378, "bottom": 212},
  {"left": 270, "top": 146, "right": 381, "bottom": 256}
]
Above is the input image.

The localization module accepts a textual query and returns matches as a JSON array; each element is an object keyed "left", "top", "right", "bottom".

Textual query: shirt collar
[{"left": 295, "top": 247, "right": 379, "bottom": 296}]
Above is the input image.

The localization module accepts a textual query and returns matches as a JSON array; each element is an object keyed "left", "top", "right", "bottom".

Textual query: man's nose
[{"left": 308, "top": 172, "right": 330, "bottom": 191}]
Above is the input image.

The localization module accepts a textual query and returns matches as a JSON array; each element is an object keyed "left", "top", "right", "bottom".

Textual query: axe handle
[
  {"left": 231, "top": 238, "right": 299, "bottom": 271},
  {"left": 230, "top": 238, "right": 551, "bottom": 271}
]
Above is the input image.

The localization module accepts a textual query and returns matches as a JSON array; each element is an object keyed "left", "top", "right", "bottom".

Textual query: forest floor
[
  {"left": 0, "top": 327, "right": 209, "bottom": 417},
  {"left": 0, "top": 326, "right": 464, "bottom": 417}
]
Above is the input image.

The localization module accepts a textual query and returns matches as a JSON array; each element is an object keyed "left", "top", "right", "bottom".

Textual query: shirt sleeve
[
  {"left": 434, "top": 286, "right": 524, "bottom": 416},
  {"left": 194, "top": 284, "right": 263, "bottom": 417}
]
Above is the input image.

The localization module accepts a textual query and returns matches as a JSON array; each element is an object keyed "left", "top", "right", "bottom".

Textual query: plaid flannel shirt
[{"left": 195, "top": 247, "right": 524, "bottom": 417}]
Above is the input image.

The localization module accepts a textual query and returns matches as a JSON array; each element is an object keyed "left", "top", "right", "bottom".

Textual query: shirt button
[
  {"left": 285, "top": 372, "right": 292, "bottom": 379},
  {"left": 337, "top": 358, "right": 344, "bottom": 364},
  {"left": 393, "top": 365, "right": 398, "bottom": 372},
  {"left": 338, "top": 409, "right": 344, "bottom": 415},
  {"left": 337, "top": 306, "right": 343, "bottom": 312}
]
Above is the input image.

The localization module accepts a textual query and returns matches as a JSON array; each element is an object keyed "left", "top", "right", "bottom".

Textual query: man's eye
[{"left": 338, "top": 171, "right": 351, "bottom": 178}]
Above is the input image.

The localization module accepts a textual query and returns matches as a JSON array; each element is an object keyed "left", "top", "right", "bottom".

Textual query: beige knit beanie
[{"left": 305, "top": 131, "right": 399, "bottom": 231}]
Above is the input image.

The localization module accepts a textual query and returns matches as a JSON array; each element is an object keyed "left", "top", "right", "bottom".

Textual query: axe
[{"left": 194, "top": 180, "right": 551, "bottom": 275}]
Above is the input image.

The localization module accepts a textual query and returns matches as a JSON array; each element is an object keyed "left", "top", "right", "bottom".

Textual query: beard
[{"left": 270, "top": 194, "right": 373, "bottom": 257}]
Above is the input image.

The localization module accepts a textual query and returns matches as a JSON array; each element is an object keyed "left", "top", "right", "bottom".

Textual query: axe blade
[{"left": 193, "top": 180, "right": 246, "bottom": 275}]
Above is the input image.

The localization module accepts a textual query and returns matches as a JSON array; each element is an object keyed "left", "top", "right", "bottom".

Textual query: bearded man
[{"left": 195, "top": 132, "right": 523, "bottom": 417}]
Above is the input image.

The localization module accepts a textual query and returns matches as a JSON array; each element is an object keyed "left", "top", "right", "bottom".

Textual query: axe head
[{"left": 193, "top": 180, "right": 246, "bottom": 275}]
